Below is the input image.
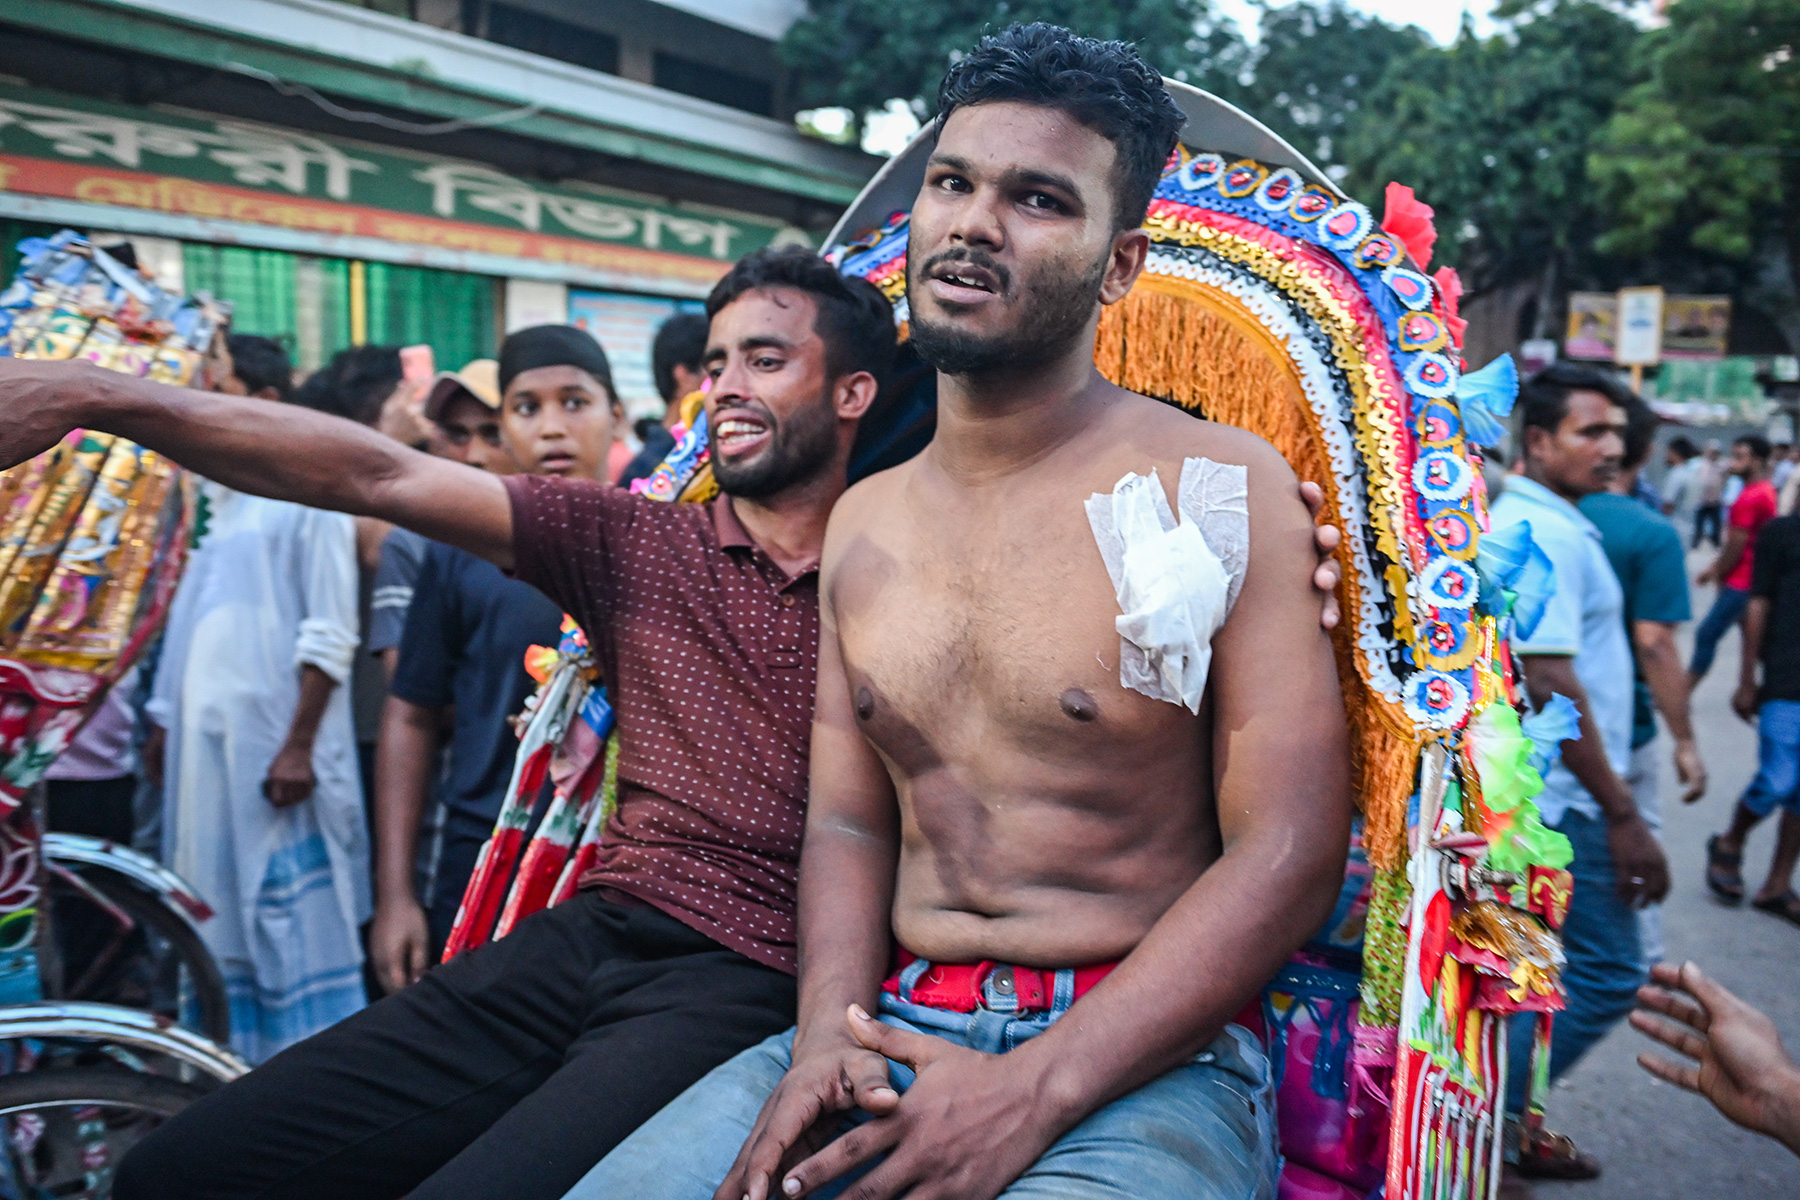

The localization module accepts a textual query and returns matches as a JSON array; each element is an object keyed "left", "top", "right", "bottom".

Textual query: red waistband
[{"left": 881, "top": 950, "right": 1119, "bottom": 1014}]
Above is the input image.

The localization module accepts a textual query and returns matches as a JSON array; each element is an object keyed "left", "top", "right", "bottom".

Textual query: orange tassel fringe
[{"left": 1095, "top": 282, "right": 1417, "bottom": 868}]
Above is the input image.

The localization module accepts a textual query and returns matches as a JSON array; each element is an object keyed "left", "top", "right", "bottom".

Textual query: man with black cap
[
  {"left": 368, "top": 331, "right": 612, "bottom": 993},
  {"left": 493, "top": 324, "right": 628, "bottom": 479}
]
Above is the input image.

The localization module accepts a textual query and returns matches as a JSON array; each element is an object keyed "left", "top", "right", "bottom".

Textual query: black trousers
[
  {"left": 45, "top": 774, "right": 137, "bottom": 844},
  {"left": 115, "top": 892, "right": 796, "bottom": 1200}
]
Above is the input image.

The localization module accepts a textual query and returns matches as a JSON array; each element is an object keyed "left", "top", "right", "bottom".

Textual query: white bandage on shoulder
[{"left": 1084, "top": 457, "right": 1249, "bottom": 713}]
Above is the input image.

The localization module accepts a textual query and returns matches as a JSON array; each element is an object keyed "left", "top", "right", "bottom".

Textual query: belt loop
[
  {"left": 896, "top": 956, "right": 932, "bottom": 1004},
  {"left": 983, "top": 965, "right": 1019, "bottom": 1014},
  {"left": 1051, "top": 968, "right": 1076, "bottom": 1016}
]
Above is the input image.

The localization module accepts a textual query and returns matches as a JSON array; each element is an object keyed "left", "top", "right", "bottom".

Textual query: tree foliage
[
  {"left": 1588, "top": 0, "right": 1800, "bottom": 348},
  {"left": 1338, "top": 1, "right": 1643, "bottom": 299},
  {"left": 1228, "top": 0, "right": 1427, "bottom": 173},
  {"left": 779, "top": 0, "right": 1243, "bottom": 133},
  {"left": 783, "top": 0, "right": 1797, "bottom": 351}
]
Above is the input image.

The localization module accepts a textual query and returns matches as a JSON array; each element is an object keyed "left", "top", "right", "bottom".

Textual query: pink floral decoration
[
  {"left": 1433, "top": 266, "right": 1468, "bottom": 351},
  {"left": 1380, "top": 182, "right": 1437, "bottom": 270}
]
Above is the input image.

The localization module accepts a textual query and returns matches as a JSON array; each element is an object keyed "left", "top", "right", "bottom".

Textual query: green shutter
[
  {"left": 159, "top": 246, "right": 493, "bottom": 372},
  {"left": 181, "top": 244, "right": 298, "bottom": 352},
  {"left": 0, "top": 219, "right": 62, "bottom": 285},
  {"left": 293, "top": 256, "right": 353, "bottom": 371},
  {"left": 364, "top": 261, "right": 497, "bottom": 371}
]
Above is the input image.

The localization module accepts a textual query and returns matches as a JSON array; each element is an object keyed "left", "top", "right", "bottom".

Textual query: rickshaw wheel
[{"left": 0, "top": 1066, "right": 206, "bottom": 1198}]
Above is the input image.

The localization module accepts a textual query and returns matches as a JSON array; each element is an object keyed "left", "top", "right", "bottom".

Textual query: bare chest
[{"left": 832, "top": 496, "right": 1167, "bottom": 760}]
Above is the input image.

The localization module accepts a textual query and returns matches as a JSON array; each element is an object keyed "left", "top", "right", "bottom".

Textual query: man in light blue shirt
[{"left": 1489, "top": 363, "right": 1671, "bottom": 1184}]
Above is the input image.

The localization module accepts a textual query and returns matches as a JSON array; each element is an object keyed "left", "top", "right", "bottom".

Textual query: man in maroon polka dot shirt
[
  {"left": 5, "top": 244, "right": 889, "bottom": 1200},
  {"left": 2, "top": 241, "right": 1344, "bottom": 1200}
]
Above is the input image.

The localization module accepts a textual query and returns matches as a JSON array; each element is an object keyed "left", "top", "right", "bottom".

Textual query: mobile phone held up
[{"left": 400, "top": 344, "right": 435, "bottom": 383}]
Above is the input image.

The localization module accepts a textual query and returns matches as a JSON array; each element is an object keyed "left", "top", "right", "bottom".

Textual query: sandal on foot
[
  {"left": 1752, "top": 891, "right": 1800, "bottom": 926},
  {"left": 1517, "top": 1129, "right": 1601, "bottom": 1181},
  {"left": 1707, "top": 834, "right": 1746, "bottom": 905}
]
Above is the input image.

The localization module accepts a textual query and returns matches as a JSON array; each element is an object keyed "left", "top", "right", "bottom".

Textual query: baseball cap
[{"left": 423, "top": 358, "right": 501, "bottom": 420}]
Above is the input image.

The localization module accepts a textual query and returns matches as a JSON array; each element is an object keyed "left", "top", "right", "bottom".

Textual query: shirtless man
[{"left": 560, "top": 24, "right": 1351, "bottom": 1200}]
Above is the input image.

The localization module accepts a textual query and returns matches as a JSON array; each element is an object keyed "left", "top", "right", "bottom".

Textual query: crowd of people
[
  {"left": 44, "top": 314, "right": 706, "bottom": 1057},
  {"left": 5, "top": 20, "right": 1798, "bottom": 1200}
]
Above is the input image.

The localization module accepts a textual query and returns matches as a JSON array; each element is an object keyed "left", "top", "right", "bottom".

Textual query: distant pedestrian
[
  {"left": 1581, "top": 390, "right": 1705, "bottom": 965},
  {"left": 1660, "top": 436, "right": 1703, "bottom": 529},
  {"left": 1695, "top": 440, "right": 1727, "bottom": 548},
  {"left": 147, "top": 334, "right": 369, "bottom": 1063},
  {"left": 1704, "top": 504, "right": 1800, "bottom": 924},
  {"left": 1782, "top": 445, "right": 1800, "bottom": 517},
  {"left": 1690, "top": 435, "right": 1777, "bottom": 683},
  {"left": 1774, "top": 443, "right": 1796, "bottom": 493},
  {"left": 1492, "top": 363, "right": 1669, "bottom": 1183},
  {"left": 368, "top": 328, "right": 614, "bottom": 992},
  {"left": 618, "top": 311, "right": 708, "bottom": 488}
]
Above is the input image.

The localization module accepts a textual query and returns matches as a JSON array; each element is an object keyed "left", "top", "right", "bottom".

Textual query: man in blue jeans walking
[
  {"left": 1489, "top": 364, "right": 1671, "bottom": 1187},
  {"left": 1707, "top": 511, "right": 1800, "bottom": 920}
]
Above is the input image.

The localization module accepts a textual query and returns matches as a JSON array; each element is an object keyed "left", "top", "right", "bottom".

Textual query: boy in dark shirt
[
  {"left": 1709, "top": 512, "right": 1800, "bottom": 921},
  {"left": 368, "top": 332, "right": 614, "bottom": 992}
]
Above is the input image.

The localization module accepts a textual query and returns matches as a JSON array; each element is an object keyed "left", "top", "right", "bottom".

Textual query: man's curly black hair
[
  {"left": 934, "top": 23, "right": 1186, "bottom": 231},
  {"left": 706, "top": 244, "right": 897, "bottom": 384}
]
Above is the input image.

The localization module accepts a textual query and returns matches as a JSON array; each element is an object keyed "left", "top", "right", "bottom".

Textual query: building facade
[{"left": 0, "top": 0, "right": 874, "bottom": 415}]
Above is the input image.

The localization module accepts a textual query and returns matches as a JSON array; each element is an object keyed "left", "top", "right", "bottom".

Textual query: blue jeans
[
  {"left": 1742, "top": 699, "right": 1800, "bottom": 818},
  {"left": 1506, "top": 810, "right": 1645, "bottom": 1114},
  {"left": 563, "top": 961, "right": 1278, "bottom": 1200},
  {"left": 1689, "top": 585, "right": 1750, "bottom": 678}
]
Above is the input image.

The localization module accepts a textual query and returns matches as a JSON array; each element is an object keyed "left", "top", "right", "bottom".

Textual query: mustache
[{"left": 919, "top": 247, "right": 1011, "bottom": 295}]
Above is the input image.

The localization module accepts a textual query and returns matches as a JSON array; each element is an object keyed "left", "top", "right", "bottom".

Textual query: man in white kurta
[{"left": 149, "top": 480, "right": 369, "bottom": 1062}]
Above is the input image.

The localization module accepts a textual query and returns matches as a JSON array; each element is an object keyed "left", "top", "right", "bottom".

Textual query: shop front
[{"left": 0, "top": 78, "right": 804, "bottom": 411}]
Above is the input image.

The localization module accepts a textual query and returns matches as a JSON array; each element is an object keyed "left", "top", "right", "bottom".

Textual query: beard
[
  {"left": 905, "top": 244, "right": 1109, "bottom": 377},
  {"left": 711, "top": 392, "right": 839, "bottom": 499}
]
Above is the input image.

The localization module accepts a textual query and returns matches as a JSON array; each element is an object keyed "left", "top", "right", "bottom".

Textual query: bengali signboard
[{"left": 0, "top": 81, "right": 794, "bottom": 290}]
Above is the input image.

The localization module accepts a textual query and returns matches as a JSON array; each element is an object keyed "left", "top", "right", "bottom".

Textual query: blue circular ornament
[
  {"left": 1318, "top": 201, "right": 1374, "bottom": 249},
  {"left": 1405, "top": 352, "right": 1461, "bottom": 400},
  {"left": 1255, "top": 168, "right": 1304, "bottom": 212},
  {"left": 1420, "top": 558, "right": 1479, "bottom": 610},
  {"left": 1413, "top": 451, "right": 1473, "bottom": 502},
  {"left": 1403, "top": 670, "right": 1472, "bottom": 729},
  {"left": 1383, "top": 265, "right": 1435, "bottom": 311}
]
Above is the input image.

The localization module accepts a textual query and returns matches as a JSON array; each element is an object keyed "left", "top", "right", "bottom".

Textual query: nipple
[
  {"left": 1059, "top": 688, "right": 1099, "bottom": 722},
  {"left": 855, "top": 686, "right": 876, "bottom": 721}
]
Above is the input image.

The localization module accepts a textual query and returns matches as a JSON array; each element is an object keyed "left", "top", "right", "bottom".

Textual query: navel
[
  {"left": 1059, "top": 687, "right": 1099, "bottom": 722},
  {"left": 855, "top": 686, "right": 876, "bottom": 721}
]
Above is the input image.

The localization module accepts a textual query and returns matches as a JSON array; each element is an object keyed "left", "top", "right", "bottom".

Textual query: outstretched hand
[
  {"left": 1631, "top": 960, "right": 1800, "bottom": 1155},
  {"left": 1299, "top": 481, "right": 1342, "bottom": 630},
  {"left": 770, "top": 1006, "right": 1064, "bottom": 1200}
]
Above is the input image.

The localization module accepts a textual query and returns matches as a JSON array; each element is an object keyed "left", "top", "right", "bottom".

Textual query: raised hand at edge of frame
[{"left": 1630, "top": 960, "right": 1800, "bottom": 1158}]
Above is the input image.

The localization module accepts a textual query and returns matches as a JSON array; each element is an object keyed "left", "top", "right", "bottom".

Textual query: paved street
[{"left": 1535, "top": 575, "right": 1800, "bottom": 1200}]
